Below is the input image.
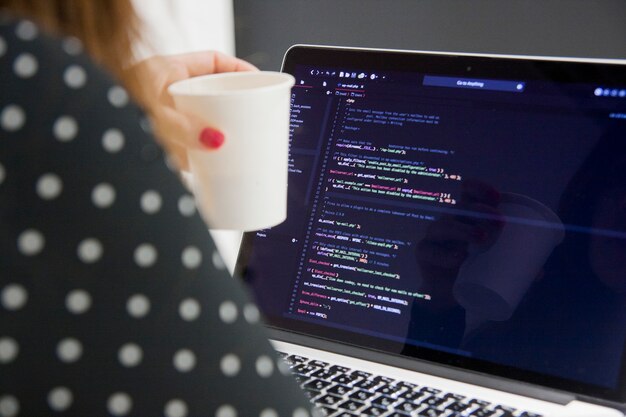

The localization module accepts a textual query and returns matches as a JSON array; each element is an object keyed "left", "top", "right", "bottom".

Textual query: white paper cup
[
  {"left": 453, "top": 193, "right": 565, "bottom": 321},
  {"left": 168, "top": 71, "right": 295, "bottom": 231}
]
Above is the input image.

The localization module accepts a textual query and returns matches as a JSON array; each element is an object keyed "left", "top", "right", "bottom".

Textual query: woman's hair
[{"left": 0, "top": 0, "right": 140, "bottom": 82}]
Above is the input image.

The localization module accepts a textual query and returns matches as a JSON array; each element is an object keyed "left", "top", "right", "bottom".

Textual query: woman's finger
[
  {"left": 171, "top": 50, "right": 258, "bottom": 78},
  {"left": 152, "top": 106, "right": 224, "bottom": 152}
]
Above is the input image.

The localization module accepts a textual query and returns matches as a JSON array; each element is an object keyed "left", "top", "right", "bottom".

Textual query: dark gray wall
[{"left": 234, "top": 0, "right": 626, "bottom": 70}]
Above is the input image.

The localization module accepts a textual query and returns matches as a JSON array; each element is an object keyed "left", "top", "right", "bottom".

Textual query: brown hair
[{"left": 0, "top": 0, "right": 140, "bottom": 87}]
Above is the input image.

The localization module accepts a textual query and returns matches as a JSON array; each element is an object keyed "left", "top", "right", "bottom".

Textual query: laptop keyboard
[{"left": 278, "top": 351, "right": 543, "bottom": 417}]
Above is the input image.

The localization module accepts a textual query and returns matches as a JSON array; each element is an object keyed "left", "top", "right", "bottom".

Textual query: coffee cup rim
[{"left": 168, "top": 71, "right": 295, "bottom": 97}]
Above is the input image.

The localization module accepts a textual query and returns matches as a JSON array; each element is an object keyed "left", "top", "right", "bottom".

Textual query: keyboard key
[
  {"left": 397, "top": 401, "right": 422, "bottom": 413},
  {"left": 385, "top": 413, "right": 411, "bottom": 417},
  {"left": 327, "top": 384, "right": 352, "bottom": 396},
  {"left": 419, "top": 387, "right": 442, "bottom": 395},
  {"left": 351, "top": 378, "right": 379, "bottom": 390},
  {"left": 360, "top": 405, "right": 387, "bottom": 416},
  {"left": 316, "top": 394, "right": 344, "bottom": 407},
  {"left": 519, "top": 413, "right": 543, "bottom": 417},
  {"left": 443, "top": 392, "right": 466, "bottom": 401},
  {"left": 444, "top": 400, "right": 472, "bottom": 413},
  {"left": 310, "top": 360, "right": 330, "bottom": 368},
  {"left": 494, "top": 404, "right": 516, "bottom": 413},
  {"left": 302, "top": 378, "right": 333, "bottom": 392},
  {"left": 394, "top": 381, "right": 418, "bottom": 391},
  {"left": 468, "top": 399, "right": 491, "bottom": 407},
  {"left": 420, "top": 396, "right": 445, "bottom": 408},
  {"left": 469, "top": 409, "right": 501, "bottom": 417},
  {"left": 293, "top": 363, "right": 323, "bottom": 375},
  {"left": 373, "top": 375, "right": 396, "bottom": 384},
  {"left": 336, "top": 399, "right": 365, "bottom": 413},
  {"left": 418, "top": 407, "right": 447, "bottom": 417},
  {"left": 397, "top": 390, "right": 424, "bottom": 402},
  {"left": 330, "top": 412, "right": 356, "bottom": 417},
  {"left": 348, "top": 389, "right": 374, "bottom": 402},
  {"left": 311, "top": 368, "right": 338, "bottom": 380},
  {"left": 374, "top": 384, "right": 403, "bottom": 396},
  {"left": 349, "top": 370, "right": 372, "bottom": 379},
  {"left": 333, "top": 374, "right": 361, "bottom": 385},
  {"left": 370, "top": 394, "right": 397, "bottom": 408},
  {"left": 287, "top": 354, "right": 307, "bottom": 363},
  {"left": 329, "top": 365, "right": 351, "bottom": 374},
  {"left": 319, "top": 406, "right": 336, "bottom": 416}
]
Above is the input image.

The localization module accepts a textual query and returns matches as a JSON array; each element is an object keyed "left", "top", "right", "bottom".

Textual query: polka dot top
[{"left": 0, "top": 16, "right": 314, "bottom": 417}]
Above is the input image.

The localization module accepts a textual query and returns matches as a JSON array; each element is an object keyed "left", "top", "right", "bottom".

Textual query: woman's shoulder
[{"left": 1, "top": 13, "right": 148, "bottom": 150}]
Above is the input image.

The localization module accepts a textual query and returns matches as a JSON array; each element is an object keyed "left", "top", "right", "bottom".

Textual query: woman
[{"left": 0, "top": 1, "right": 313, "bottom": 416}]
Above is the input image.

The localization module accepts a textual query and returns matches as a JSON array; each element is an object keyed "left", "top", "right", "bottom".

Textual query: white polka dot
[
  {"left": 292, "top": 408, "right": 310, "bottom": 417},
  {"left": 216, "top": 404, "right": 237, "bottom": 417},
  {"left": 0, "top": 337, "right": 19, "bottom": 363},
  {"left": 92, "top": 183, "right": 116, "bottom": 208},
  {"left": 134, "top": 244, "right": 157, "bottom": 268},
  {"left": 139, "top": 117, "right": 153, "bottom": 134},
  {"left": 178, "top": 195, "right": 196, "bottom": 217},
  {"left": 13, "top": 53, "right": 38, "bottom": 78},
  {"left": 56, "top": 338, "right": 83, "bottom": 363},
  {"left": 15, "top": 20, "right": 38, "bottom": 41},
  {"left": 53, "top": 116, "right": 78, "bottom": 142},
  {"left": 140, "top": 190, "right": 162, "bottom": 214},
  {"left": 107, "top": 392, "right": 132, "bottom": 416},
  {"left": 47, "top": 387, "right": 73, "bottom": 412},
  {"left": 220, "top": 353, "right": 241, "bottom": 377},
  {"left": 63, "top": 65, "right": 87, "bottom": 89},
  {"left": 0, "top": 163, "right": 5, "bottom": 185},
  {"left": 1, "top": 105, "right": 25, "bottom": 132},
  {"left": 165, "top": 155, "right": 179, "bottom": 172},
  {"left": 0, "top": 395, "right": 19, "bottom": 417},
  {"left": 181, "top": 246, "right": 202, "bottom": 269},
  {"left": 102, "top": 128, "right": 125, "bottom": 153},
  {"left": 1, "top": 284, "right": 28, "bottom": 311},
  {"left": 173, "top": 349, "right": 196, "bottom": 372},
  {"left": 77, "top": 238, "right": 103, "bottom": 263},
  {"left": 118, "top": 343, "right": 143, "bottom": 367},
  {"left": 62, "top": 37, "right": 83, "bottom": 55},
  {"left": 260, "top": 408, "right": 278, "bottom": 417},
  {"left": 255, "top": 355, "right": 274, "bottom": 378},
  {"left": 65, "top": 289, "right": 92, "bottom": 314},
  {"left": 212, "top": 251, "right": 226, "bottom": 270},
  {"left": 179, "top": 298, "right": 201, "bottom": 321},
  {"left": 36, "top": 173, "right": 63, "bottom": 200},
  {"left": 0, "top": 36, "right": 6, "bottom": 57},
  {"left": 127, "top": 294, "right": 150, "bottom": 318},
  {"left": 218, "top": 301, "right": 238, "bottom": 324},
  {"left": 17, "top": 229, "right": 44, "bottom": 256},
  {"left": 108, "top": 86, "right": 129, "bottom": 108},
  {"left": 164, "top": 399, "right": 188, "bottom": 417},
  {"left": 243, "top": 304, "right": 260, "bottom": 324}
]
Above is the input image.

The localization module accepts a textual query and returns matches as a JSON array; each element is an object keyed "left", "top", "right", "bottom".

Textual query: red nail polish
[{"left": 199, "top": 128, "right": 224, "bottom": 149}]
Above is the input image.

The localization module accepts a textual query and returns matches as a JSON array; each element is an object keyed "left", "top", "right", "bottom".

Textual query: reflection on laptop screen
[{"left": 238, "top": 47, "right": 626, "bottom": 398}]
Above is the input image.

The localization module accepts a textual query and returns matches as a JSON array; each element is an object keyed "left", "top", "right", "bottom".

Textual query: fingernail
[{"left": 199, "top": 128, "right": 224, "bottom": 149}]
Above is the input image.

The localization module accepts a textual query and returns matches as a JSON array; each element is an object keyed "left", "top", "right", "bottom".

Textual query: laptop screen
[{"left": 236, "top": 46, "right": 626, "bottom": 402}]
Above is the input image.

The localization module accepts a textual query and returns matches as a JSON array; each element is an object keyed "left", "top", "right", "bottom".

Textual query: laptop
[{"left": 234, "top": 45, "right": 626, "bottom": 417}]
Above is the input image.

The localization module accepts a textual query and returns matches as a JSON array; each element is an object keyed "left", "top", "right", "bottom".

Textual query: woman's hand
[{"left": 126, "top": 51, "right": 258, "bottom": 170}]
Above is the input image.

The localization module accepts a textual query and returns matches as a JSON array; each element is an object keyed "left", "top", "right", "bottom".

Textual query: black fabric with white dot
[{"left": 0, "top": 16, "right": 313, "bottom": 417}]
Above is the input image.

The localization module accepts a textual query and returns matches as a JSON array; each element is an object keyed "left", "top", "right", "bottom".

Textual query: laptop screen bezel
[{"left": 235, "top": 44, "right": 626, "bottom": 405}]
